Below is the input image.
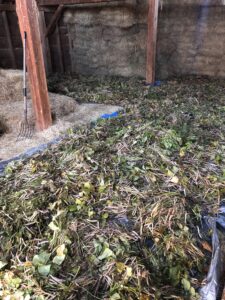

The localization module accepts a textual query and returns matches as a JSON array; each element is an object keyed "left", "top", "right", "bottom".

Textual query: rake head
[{"left": 17, "top": 119, "right": 34, "bottom": 141}]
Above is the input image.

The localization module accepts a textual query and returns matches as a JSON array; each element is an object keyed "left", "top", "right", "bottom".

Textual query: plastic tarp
[{"left": 200, "top": 207, "right": 225, "bottom": 300}]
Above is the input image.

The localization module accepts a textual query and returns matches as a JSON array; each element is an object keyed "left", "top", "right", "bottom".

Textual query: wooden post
[
  {"left": 16, "top": 0, "right": 52, "bottom": 131},
  {"left": 146, "top": 0, "right": 159, "bottom": 85}
]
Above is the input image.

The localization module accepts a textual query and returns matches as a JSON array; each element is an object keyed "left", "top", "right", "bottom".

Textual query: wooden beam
[
  {"left": 38, "top": 0, "right": 121, "bottom": 6},
  {"left": 67, "top": 24, "right": 74, "bottom": 72},
  {"left": 2, "top": 11, "right": 17, "bottom": 68},
  {"left": 0, "top": 2, "right": 119, "bottom": 12},
  {"left": 55, "top": 23, "right": 64, "bottom": 72},
  {"left": 45, "top": 4, "right": 64, "bottom": 37},
  {"left": 16, "top": 0, "right": 52, "bottom": 131},
  {"left": 146, "top": 0, "right": 159, "bottom": 85},
  {"left": 39, "top": 1, "right": 130, "bottom": 11}
]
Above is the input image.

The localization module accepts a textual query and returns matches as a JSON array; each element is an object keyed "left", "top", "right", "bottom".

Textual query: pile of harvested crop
[
  {"left": 0, "top": 76, "right": 225, "bottom": 299},
  {"left": 0, "top": 69, "right": 24, "bottom": 102}
]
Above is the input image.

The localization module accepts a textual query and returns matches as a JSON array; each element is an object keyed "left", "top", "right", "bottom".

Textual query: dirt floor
[{"left": 0, "top": 69, "right": 121, "bottom": 161}]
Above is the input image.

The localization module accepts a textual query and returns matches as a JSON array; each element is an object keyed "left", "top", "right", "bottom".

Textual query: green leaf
[
  {"left": 0, "top": 261, "right": 7, "bottom": 270},
  {"left": 83, "top": 182, "right": 94, "bottom": 195},
  {"left": 169, "top": 266, "right": 181, "bottom": 286},
  {"left": 98, "top": 248, "right": 115, "bottom": 260},
  {"left": 182, "top": 278, "right": 191, "bottom": 291},
  {"left": 125, "top": 266, "right": 132, "bottom": 278},
  {"left": 84, "top": 182, "right": 92, "bottom": 189},
  {"left": 102, "top": 212, "right": 109, "bottom": 219},
  {"left": 48, "top": 221, "right": 59, "bottom": 231},
  {"left": 8, "top": 277, "right": 22, "bottom": 288},
  {"left": 110, "top": 293, "right": 121, "bottom": 300},
  {"left": 190, "top": 287, "right": 196, "bottom": 296},
  {"left": 53, "top": 255, "right": 65, "bottom": 265},
  {"left": 32, "top": 251, "right": 51, "bottom": 266},
  {"left": 88, "top": 209, "right": 94, "bottom": 218},
  {"left": 98, "top": 178, "right": 108, "bottom": 193},
  {"left": 38, "top": 264, "right": 51, "bottom": 276},
  {"left": 56, "top": 244, "right": 66, "bottom": 256},
  {"left": 36, "top": 296, "right": 45, "bottom": 300},
  {"left": 94, "top": 240, "right": 102, "bottom": 254},
  {"left": 76, "top": 199, "right": 83, "bottom": 205},
  {"left": 52, "top": 244, "right": 66, "bottom": 265}
]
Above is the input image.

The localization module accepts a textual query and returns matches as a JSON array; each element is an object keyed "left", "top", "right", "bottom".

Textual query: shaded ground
[{"left": 0, "top": 75, "right": 225, "bottom": 299}]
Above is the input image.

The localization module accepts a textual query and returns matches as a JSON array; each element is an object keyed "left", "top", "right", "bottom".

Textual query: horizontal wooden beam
[
  {"left": 38, "top": 0, "right": 121, "bottom": 6},
  {"left": 0, "top": 1, "right": 125, "bottom": 11}
]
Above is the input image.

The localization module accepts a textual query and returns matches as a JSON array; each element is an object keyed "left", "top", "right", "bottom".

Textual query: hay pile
[
  {"left": 0, "top": 69, "right": 121, "bottom": 161},
  {"left": 1, "top": 75, "right": 225, "bottom": 299},
  {"left": 0, "top": 69, "right": 78, "bottom": 122},
  {"left": 0, "top": 69, "right": 24, "bottom": 102}
]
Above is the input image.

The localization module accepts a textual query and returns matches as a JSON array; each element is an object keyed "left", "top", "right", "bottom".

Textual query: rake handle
[{"left": 23, "top": 31, "right": 28, "bottom": 121}]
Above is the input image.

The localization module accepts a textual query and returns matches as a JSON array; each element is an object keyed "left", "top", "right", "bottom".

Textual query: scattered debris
[{"left": 0, "top": 75, "right": 225, "bottom": 299}]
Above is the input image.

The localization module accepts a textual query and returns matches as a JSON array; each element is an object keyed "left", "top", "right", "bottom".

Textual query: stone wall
[
  {"left": 63, "top": 1, "right": 148, "bottom": 77},
  {"left": 1, "top": 1, "right": 224, "bottom": 79},
  {"left": 157, "top": 4, "right": 225, "bottom": 79},
  {"left": 62, "top": 0, "right": 225, "bottom": 79}
]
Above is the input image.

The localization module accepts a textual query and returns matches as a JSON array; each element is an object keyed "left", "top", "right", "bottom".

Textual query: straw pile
[
  {"left": 0, "top": 69, "right": 78, "bottom": 120},
  {"left": 0, "top": 69, "right": 24, "bottom": 102},
  {"left": 0, "top": 69, "right": 121, "bottom": 161}
]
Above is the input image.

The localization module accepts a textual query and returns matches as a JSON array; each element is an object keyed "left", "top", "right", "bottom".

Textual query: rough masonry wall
[
  {"left": 1, "top": 1, "right": 225, "bottom": 79},
  {"left": 63, "top": 1, "right": 225, "bottom": 79},
  {"left": 157, "top": 4, "right": 225, "bottom": 79},
  {"left": 63, "top": 1, "right": 148, "bottom": 77}
]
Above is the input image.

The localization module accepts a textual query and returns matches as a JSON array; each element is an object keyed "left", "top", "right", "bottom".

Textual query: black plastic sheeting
[
  {"left": 0, "top": 136, "right": 63, "bottom": 175},
  {"left": 200, "top": 206, "right": 225, "bottom": 300}
]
